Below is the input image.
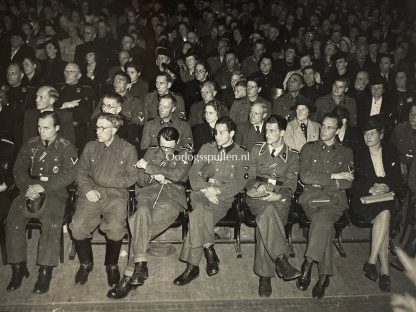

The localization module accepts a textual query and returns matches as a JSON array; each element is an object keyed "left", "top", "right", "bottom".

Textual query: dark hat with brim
[
  {"left": 362, "top": 114, "right": 385, "bottom": 132},
  {"left": 162, "top": 62, "right": 180, "bottom": 78},
  {"left": 156, "top": 46, "right": 172, "bottom": 59},
  {"left": 370, "top": 74, "right": 385, "bottom": 86}
]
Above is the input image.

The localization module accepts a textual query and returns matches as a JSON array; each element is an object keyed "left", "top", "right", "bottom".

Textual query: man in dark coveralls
[
  {"left": 296, "top": 112, "right": 354, "bottom": 299},
  {"left": 173, "top": 116, "right": 250, "bottom": 286},
  {"left": 6, "top": 111, "right": 78, "bottom": 294},
  {"left": 69, "top": 113, "right": 138, "bottom": 288},
  {"left": 107, "top": 127, "right": 191, "bottom": 299},
  {"left": 245, "top": 114, "right": 301, "bottom": 297}
]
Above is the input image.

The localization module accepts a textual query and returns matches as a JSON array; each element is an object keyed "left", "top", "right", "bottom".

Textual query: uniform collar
[
  {"left": 218, "top": 142, "right": 234, "bottom": 153},
  {"left": 160, "top": 118, "right": 172, "bottom": 125},
  {"left": 321, "top": 140, "right": 337, "bottom": 151}
]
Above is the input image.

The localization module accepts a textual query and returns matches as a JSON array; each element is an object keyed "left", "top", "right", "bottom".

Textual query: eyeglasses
[
  {"left": 102, "top": 104, "right": 118, "bottom": 110},
  {"left": 96, "top": 126, "right": 113, "bottom": 131},
  {"left": 160, "top": 145, "right": 175, "bottom": 151},
  {"left": 64, "top": 70, "right": 79, "bottom": 75}
]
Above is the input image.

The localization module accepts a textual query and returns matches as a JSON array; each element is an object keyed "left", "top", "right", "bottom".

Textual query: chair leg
[
  {"left": 0, "top": 218, "right": 7, "bottom": 265},
  {"left": 333, "top": 225, "right": 347, "bottom": 257},
  {"left": 60, "top": 227, "right": 64, "bottom": 264},
  {"left": 285, "top": 223, "right": 295, "bottom": 258},
  {"left": 234, "top": 223, "right": 242, "bottom": 258},
  {"left": 389, "top": 238, "right": 397, "bottom": 256}
]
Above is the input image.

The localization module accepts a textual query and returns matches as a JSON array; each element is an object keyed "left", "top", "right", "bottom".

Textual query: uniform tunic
[
  {"left": 143, "top": 91, "right": 186, "bottom": 122},
  {"left": 299, "top": 140, "right": 353, "bottom": 275},
  {"left": 140, "top": 116, "right": 193, "bottom": 151},
  {"left": 124, "top": 147, "right": 191, "bottom": 277},
  {"left": 6, "top": 136, "right": 78, "bottom": 266},
  {"left": 246, "top": 143, "right": 299, "bottom": 277},
  {"left": 70, "top": 135, "right": 138, "bottom": 241},
  {"left": 179, "top": 142, "right": 250, "bottom": 266}
]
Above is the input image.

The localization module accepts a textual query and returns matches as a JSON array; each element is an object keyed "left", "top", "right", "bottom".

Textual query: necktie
[
  {"left": 43, "top": 140, "right": 49, "bottom": 148},
  {"left": 271, "top": 149, "right": 277, "bottom": 157},
  {"left": 301, "top": 123, "right": 307, "bottom": 139},
  {"left": 255, "top": 126, "right": 261, "bottom": 136}
]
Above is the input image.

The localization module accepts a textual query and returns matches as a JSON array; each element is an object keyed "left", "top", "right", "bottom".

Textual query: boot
[
  {"left": 33, "top": 266, "right": 53, "bottom": 294},
  {"left": 107, "top": 276, "right": 133, "bottom": 299},
  {"left": 7, "top": 262, "right": 29, "bottom": 292},
  {"left": 173, "top": 264, "right": 200, "bottom": 286},
  {"left": 312, "top": 275, "right": 330, "bottom": 299},
  {"left": 130, "top": 261, "right": 148, "bottom": 286},
  {"left": 275, "top": 254, "right": 302, "bottom": 281},
  {"left": 105, "top": 239, "right": 123, "bottom": 287},
  {"left": 204, "top": 245, "right": 220, "bottom": 276},
  {"left": 74, "top": 239, "right": 93, "bottom": 285},
  {"left": 258, "top": 277, "right": 272, "bottom": 297},
  {"left": 296, "top": 259, "right": 313, "bottom": 291}
]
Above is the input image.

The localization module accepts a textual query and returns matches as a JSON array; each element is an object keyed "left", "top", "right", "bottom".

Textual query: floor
[{"left": 0, "top": 223, "right": 414, "bottom": 312}]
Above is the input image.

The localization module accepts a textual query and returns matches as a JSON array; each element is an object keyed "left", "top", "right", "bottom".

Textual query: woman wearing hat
[
  {"left": 41, "top": 39, "right": 67, "bottom": 85},
  {"left": 350, "top": 115, "right": 402, "bottom": 292},
  {"left": 283, "top": 99, "right": 320, "bottom": 151}
]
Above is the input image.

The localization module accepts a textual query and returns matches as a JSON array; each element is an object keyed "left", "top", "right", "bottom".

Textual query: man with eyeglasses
[
  {"left": 141, "top": 94, "right": 192, "bottom": 152},
  {"left": 173, "top": 116, "right": 250, "bottom": 286},
  {"left": 296, "top": 112, "right": 353, "bottom": 299},
  {"left": 245, "top": 114, "right": 301, "bottom": 297},
  {"left": 235, "top": 102, "right": 268, "bottom": 151},
  {"left": 108, "top": 127, "right": 191, "bottom": 299},
  {"left": 87, "top": 93, "right": 138, "bottom": 147},
  {"left": 56, "top": 63, "right": 96, "bottom": 152},
  {"left": 70, "top": 113, "right": 138, "bottom": 288}
]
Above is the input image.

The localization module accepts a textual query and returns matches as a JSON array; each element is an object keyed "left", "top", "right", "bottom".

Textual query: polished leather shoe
[
  {"left": 106, "top": 265, "right": 120, "bottom": 287},
  {"left": 363, "top": 262, "right": 378, "bottom": 281},
  {"left": 7, "top": 263, "right": 29, "bottom": 292},
  {"left": 33, "top": 266, "right": 53, "bottom": 294},
  {"left": 107, "top": 276, "right": 133, "bottom": 299},
  {"left": 204, "top": 245, "right": 220, "bottom": 276},
  {"left": 75, "top": 263, "right": 93, "bottom": 285},
  {"left": 378, "top": 274, "right": 391, "bottom": 292},
  {"left": 275, "top": 255, "right": 302, "bottom": 281},
  {"left": 390, "top": 257, "right": 404, "bottom": 271},
  {"left": 130, "top": 262, "right": 148, "bottom": 286},
  {"left": 296, "top": 260, "right": 313, "bottom": 291},
  {"left": 258, "top": 277, "right": 272, "bottom": 297},
  {"left": 173, "top": 264, "right": 199, "bottom": 286},
  {"left": 312, "top": 275, "right": 330, "bottom": 299}
]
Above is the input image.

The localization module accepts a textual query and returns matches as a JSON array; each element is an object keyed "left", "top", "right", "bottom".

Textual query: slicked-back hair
[
  {"left": 216, "top": 116, "right": 236, "bottom": 132},
  {"left": 97, "top": 112, "right": 123, "bottom": 129},
  {"left": 265, "top": 114, "right": 287, "bottom": 131},
  {"left": 39, "top": 111, "right": 61, "bottom": 127},
  {"left": 159, "top": 93, "right": 176, "bottom": 107},
  {"left": 157, "top": 126, "right": 180, "bottom": 143},
  {"left": 101, "top": 92, "right": 124, "bottom": 107}
]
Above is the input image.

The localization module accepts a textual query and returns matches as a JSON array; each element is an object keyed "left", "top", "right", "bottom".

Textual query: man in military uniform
[
  {"left": 314, "top": 77, "right": 357, "bottom": 127},
  {"left": 272, "top": 73, "right": 308, "bottom": 121},
  {"left": 5, "top": 111, "right": 78, "bottom": 294},
  {"left": 141, "top": 94, "right": 193, "bottom": 151},
  {"left": 69, "top": 113, "right": 138, "bottom": 288},
  {"left": 144, "top": 72, "right": 186, "bottom": 121},
  {"left": 173, "top": 116, "right": 250, "bottom": 286},
  {"left": 107, "top": 127, "right": 191, "bottom": 299},
  {"left": 296, "top": 112, "right": 354, "bottom": 299},
  {"left": 56, "top": 63, "right": 96, "bottom": 151},
  {"left": 245, "top": 114, "right": 301, "bottom": 297}
]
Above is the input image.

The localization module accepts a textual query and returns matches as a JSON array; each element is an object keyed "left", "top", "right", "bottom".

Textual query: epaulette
[
  {"left": 178, "top": 116, "right": 188, "bottom": 122},
  {"left": 289, "top": 147, "right": 300, "bottom": 153},
  {"left": 237, "top": 144, "right": 247, "bottom": 151},
  {"left": 58, "top": 137, "right": 70, "bottom": 147},
  {"left": 208, "top": 141, "right": 216, "bottom": 146},
  {"left": 28, "top": 136, "right": 39, "bottom": 143},
  {"left": 149, "top": 146, "right": 158, "bottom": 149},
  {"left": 147, "top": 117, "right": 156, "bottom": 122},
  {"left": 170, "top": 91, "right": 181, "bottom": 97}
]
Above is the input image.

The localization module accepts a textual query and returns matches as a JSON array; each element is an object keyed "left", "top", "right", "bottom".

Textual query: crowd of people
[{"left": 0, "top": 0, "right": 416, "bottom": 303}]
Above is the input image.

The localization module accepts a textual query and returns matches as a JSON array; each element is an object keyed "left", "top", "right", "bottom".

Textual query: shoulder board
[
  {"left": 149, "top": 146, "right": 158, "bottom": 149},
  {"left": 178, "top": 116, "right": 188, "bottom": 121},
  {"left": 255, "top": 142, "right": 264, "bottom": 146},
  {"left": 147, "top": 118, "right": 156, "bottom": 122},
  {"left": 58, "top": 137, "right": 70, "bottom": 146},
  {"left": 237, "top": 144, "right": 247, "bottom": 151},
  {"left": 28, "top": 136, "right": 39, "bottom": 143},
  {"left": 170, "top": 91, "right": 180, "bottom": 96},
  {"left": 209, "top": 141, "right": 216, "bottom": 146},
  {"left": 289, "top": 147, "right": 300, "bottom": 153}
]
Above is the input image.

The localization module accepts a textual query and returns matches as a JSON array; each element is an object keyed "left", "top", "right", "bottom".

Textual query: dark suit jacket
[
  {"left": 22, "top": 108, "right": 76, "bottom": 144},
  {"left": 336, "top": 126, "right": 362, "bottom": 151},
  {"left": 359, "top": 96, "right": 396, "bottom": 138},
  {"left": 192, "top": 122, "right": 215, "bottom": 153},
  {"left": 235, "top": 122, "right": 266, "bottom": 152}
]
